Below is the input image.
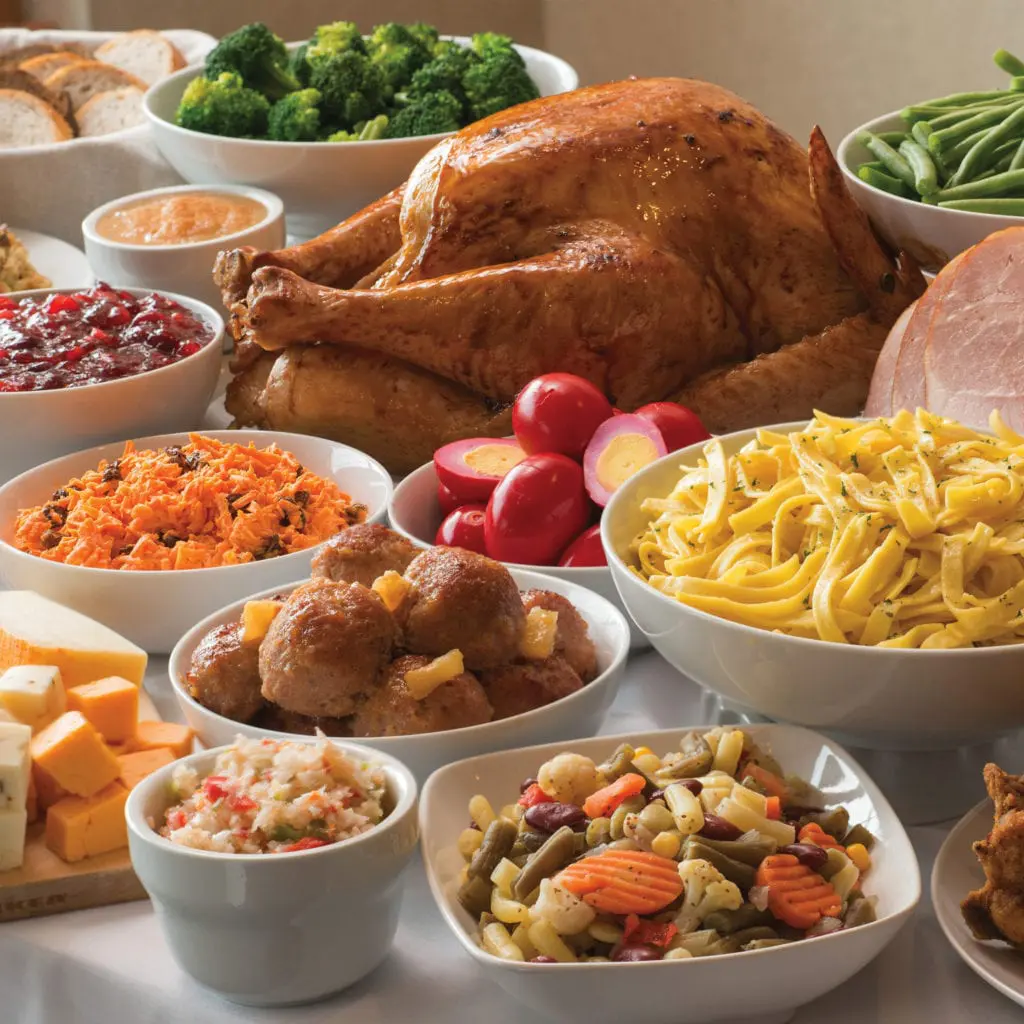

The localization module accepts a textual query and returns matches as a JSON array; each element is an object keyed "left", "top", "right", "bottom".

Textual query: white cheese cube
[
  {"left": 0, "top": 722, "right": 30, "bottom": 812},
  {"left": 0, "top": 808, "right": 27, "bottom": 871},
  {"left": 0, "top": 665, "right": 66, "bottom": 731}
]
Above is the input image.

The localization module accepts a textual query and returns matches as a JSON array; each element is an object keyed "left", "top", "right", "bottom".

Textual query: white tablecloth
[{"left": 2, "top": 650, "right": 1019, "bottom": 1024}]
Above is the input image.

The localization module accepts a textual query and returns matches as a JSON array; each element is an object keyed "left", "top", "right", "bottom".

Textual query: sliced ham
[{"left": 864, "top": 301, "right": 913, "bottom": 417}]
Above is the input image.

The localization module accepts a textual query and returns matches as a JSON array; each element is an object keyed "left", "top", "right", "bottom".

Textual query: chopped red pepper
[
  {"left": 202, "top": 775, "right": 229, "bottom": 802},
  {"left": 765, "top": 795, "right": 782, "bottom": 820},
  {"left": 622, "top": 914, "right": 678, "bottom": 949},
  {"left": 518, "top": 783, "right": 555, "bottom": 808},
  {"left": 166, "top": 809, "right": 187, "bottom": 830},
  {"left": 229, "top": 794, "right": 257, "bottom": 813},
  {"left": 278, "top": 837, "right": 329, "bottom": 853}
]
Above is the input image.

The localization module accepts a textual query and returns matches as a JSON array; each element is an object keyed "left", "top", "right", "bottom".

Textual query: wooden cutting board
[{"left": 0, "top": 691, "right": 161, "bottom": 922}]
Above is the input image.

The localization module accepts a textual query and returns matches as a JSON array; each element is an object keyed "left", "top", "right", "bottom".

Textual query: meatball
[
  {"left": 252, "top": 705, "right": 352, "bottom": 737},
  {"left": 259, "top": 578, "right": 396, "bottom": 718},
  {"left": 187, "top": 623, "right": 263, "bottom": 722},
  {"left": 521, "top": 589, "right": 598, "bottom": 682},
  {"left": 402, "top": 547, "right": 526, "bottom": 670},
  {"left": 479, "top": 656, "right": 584, "bottom": 720},
  {"left": 312, "top": 523, "right": 418, "bottom": 587},
  {"left": 352, "top": 655, "right": 493, "bottom": 737}
]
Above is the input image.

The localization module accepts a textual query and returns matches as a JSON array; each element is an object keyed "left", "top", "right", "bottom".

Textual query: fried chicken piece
[{"left": 311, "top": 523, "right": 418, "bottom": 587}]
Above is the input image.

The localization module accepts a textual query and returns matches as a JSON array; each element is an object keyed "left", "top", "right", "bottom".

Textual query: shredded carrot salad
[{"left": 14, "top": 434, "right": 367, "bottom": 571}]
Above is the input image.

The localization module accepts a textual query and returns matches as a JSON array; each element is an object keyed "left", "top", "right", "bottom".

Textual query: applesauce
[{"left": 96, "top": 191, "right": 267, "bottom": 246}]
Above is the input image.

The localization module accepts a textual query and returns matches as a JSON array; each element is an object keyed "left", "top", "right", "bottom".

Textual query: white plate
[
  {"left": 6, "top": 228, "right": 93, "bottom": 294},
  {"left": 933, "top": 800, "right": 1024, "bottom": 1010}
]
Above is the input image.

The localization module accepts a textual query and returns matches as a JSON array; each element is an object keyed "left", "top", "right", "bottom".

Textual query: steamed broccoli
[
  {"left": 268, "top": 88, "right": 322, "bottom": 141},
  {"left": 366, "top": 22, "right": 433, "bottom": 94},
  {"left": 204, "top": 22, "right": 299, "bottom": 102},
  {"left": 326, "top": 114, "right": 389, "bottom": 142},
  {"left": 406, "top": 22, "right": 441, "bottom": 56},
  {"left": 307, "top": 20, "right": 366, "bottom": 66},
  {"left": 463, "top": 49, "right": 539, "bottom": 120},
  {"left": 289, "top": 42, "right": 312, "bottom": 87},
  {"left": 384, "top": 89, "right": 463, "bottom": 138},
  {"left": 402, "top": 43, "right": 475, "bottom": 112},
  {"left": 310, "top": 50, "right": 385, "bottom": 129},
  {"left": 176, "top": 71, "right": 271, "bottom": 137},
  {"left": 470, "top": 31, "right": 524, "bottom": 65}
]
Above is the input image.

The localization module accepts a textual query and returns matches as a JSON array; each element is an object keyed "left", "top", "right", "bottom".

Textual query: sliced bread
[
  {"left": 1, "top": 41, "right": 92, "bottom": 65},
  {"left": 44, "top": 60, "right": 146, "bottom": 111},
  {"left": 0, "top": 89, "right": 74, "bottom": 148},
  {"left": 94, "top": 30, "right": 185, "bottom": 86},
  {"left": 0, "top": 66, "right": 75, "bottom": 123},
  {"left": 76, "top": 86, "right": 146, "bottom": 137},
  {"left": 19, "top": 51, "right": 88, "bottom": 83}
]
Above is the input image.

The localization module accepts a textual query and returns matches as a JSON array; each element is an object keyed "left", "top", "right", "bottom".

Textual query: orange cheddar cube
[
  {"left": 26, "top": 772, "right": 38, "bottom": 824},
  {"left": 31, "top": 761, "right": 68, "bottom": 809},
  {"left": 29, "top": 712, "right": 121, "bottom": 798},
  {"left": 45, "top": 782, "right": 128, "bottom": 863},
  {"left": 117, "top": 747, "right": 175, "bottom": 791},
  {"left": 66, "top": 677, "right": 138, "bottom": 744},
  {"left": 131, "top": 721, "right": 192, "bottom": 759}
]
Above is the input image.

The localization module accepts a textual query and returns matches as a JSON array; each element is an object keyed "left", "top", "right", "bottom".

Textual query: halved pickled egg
[{"left": 583, "top": 415, "right": 667, "bottom": 507}]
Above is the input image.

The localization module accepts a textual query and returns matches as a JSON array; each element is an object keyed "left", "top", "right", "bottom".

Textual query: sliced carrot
[
  {"left": 756, "top": 853, "right": 842, "bottom": 930},
  {"left": 743, "top": 764, "right": 789, "bottom": 800},
  {"left": 556, "top": 849, "right": 682, "bottom": 916},
  {"left": 765, "top": 795, "right": 782, "bottom": 821},
  {"left": 798, "top": 822, "right": 844, "bottom": 852},
  {"left": 582, "top": 773, "right": 646, "bottom": 819}
]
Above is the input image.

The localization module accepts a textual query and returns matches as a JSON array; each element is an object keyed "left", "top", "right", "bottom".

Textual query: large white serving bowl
[
  {"left": 420, "top": 723, "right": 919, "bottom": 1024},
  {"left": 838, "top": 111, "right": 1023, "bottom": 273},
  {"left": 602, "top": 422, "right": 1024, "bottom": 751},
  {"left": 126, "top": 739, "right": 419, "bottom": 1006},
  {"left": 168, "top": 566, "right": 630, "bottom": 780},
  {"left": 389, "top": 460, "right": 648, "bottom": 650},
  {"left": 0, "top": 429, "right": 391, "bottom": 653},
  {"left": 144, "top": 39, "right": 579, "bottom": 241},
  {"left": 0, "top": 286, "right": 223, "bottom": 483}
]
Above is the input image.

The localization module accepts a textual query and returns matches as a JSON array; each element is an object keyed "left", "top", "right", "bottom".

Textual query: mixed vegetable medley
[{"left": 457, "top": 729, "right": 877, "bottom": 963}]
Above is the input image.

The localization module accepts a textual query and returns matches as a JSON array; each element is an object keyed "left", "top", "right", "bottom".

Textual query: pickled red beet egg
[
  {"left": 437, "top": 481, "right": 461, "bottom": 516},
  {"left": 558, "top": 525, "right": 607, "bottom": 567},
  {"left": 634, "top": 402, "right": 711, "bottom": 452},
  {"left": 433, "top": 437, "right": 527, "bottom": 504},
  {"left": 435, "top": 505, "right": 488, "bottom": 554},
  {"left": 512, "top": 373, "right": 614, "bottom": 459},
  {"left": 583, "top": 414, "right": 667, "bottom": 507}
]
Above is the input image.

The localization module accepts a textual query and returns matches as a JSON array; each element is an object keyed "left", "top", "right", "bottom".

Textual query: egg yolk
[
  {"left": 595, "top": 434, "right": 660, "bottom": 490},
  {"left": 463, "top": 444, "right": 526, "bottom": 477}
]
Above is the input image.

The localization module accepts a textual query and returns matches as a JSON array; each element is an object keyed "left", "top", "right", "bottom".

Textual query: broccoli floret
[
  {"left": 463, "top": 50, "right": 539, "bottom": 121},
  {"left": 383, "top": 89, "right": 462, "bottom": 138},
  {"left": 267, "top": 88, "right": 322, "bottom": 141},
  {"left": 403, "top": 44, "right": 476, "bottom": 115},
  {"left": 204, "top": 22, "right": 299, "bottom": 102},
  {"left": 406, "top": 22, "right": 441, "bottom": 55},
  {"left": 366, "top": 22, "right": 433, "bottom": 93},
  {"left": 307, "top": 20, "right": 366, "bottom": 67},
  {"left": 309, "top": 50, "right": 385, "bottom": 129},
  {"left": 470, "top": 31, "right": 524, "bottom": 66},
  {"left": 176, "top": 71, "right": 271, "bottom": 138},
  {"left": 289, "top": 41, "right": 312, "bottom": 87},
  {"left": 326, "top": 114, "right": 389, "bottom": 142}
]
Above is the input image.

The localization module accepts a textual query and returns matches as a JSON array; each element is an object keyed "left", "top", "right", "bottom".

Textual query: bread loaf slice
[
  {"left": 0, "top": 66, "right": 75, "bottom": 123},
  {"left": 77, "top": 86, "right": 146, "bottom": 137},
  {"left": 0, "top": 89, "right": 74, "bottom": 148},
  {"left": 94, "top": 30, "right": 185, "bottom": 86},
  {"left": 19, "top": 51, "right": 87, "bottom": 83},
  {"left": 44, "top": 60, "right": 146, "bottom": 111}
]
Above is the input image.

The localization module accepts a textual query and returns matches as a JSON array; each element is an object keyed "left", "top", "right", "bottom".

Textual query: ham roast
[{"left": 865, "top": 227, "right": 1024, "bottom": 429}]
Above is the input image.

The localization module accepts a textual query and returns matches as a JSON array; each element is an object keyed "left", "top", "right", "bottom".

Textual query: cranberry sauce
[{"left": 0, "top": 283, "right": 215, "bottom": 392}]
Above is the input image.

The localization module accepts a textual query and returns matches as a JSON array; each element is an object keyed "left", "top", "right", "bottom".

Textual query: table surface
[{"left": 2, "top": 651, "right": 1021, "bottom": 1024}]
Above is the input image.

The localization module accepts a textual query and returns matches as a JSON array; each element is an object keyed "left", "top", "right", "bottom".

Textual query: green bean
[
  {"left": 690, "top": 831, "right": 778, "bottom": 865},
  {"left": 638, "top": 803, "right": 675, "bottom": 834},
  {"left": 857, "top": 131, "right": 915, "bottom": 185},
  {"left": 861, "top": 160, "right": 887, "bottom": 172},
  {"left": 929, "top": 99, "right": 1024, "bottom": 153},
  {"left": 743, "top": 938, "right": 792, "bottom": 951},
  {"left": 910, "top": 88, "right": 1013, "bottom": 108},
  {"left": 943, "top": 127, "right": 992, "bottom": 165},
  {"left": 844, "top": 896, "right": 878, "bottom": 928},
  {"left": 857, "top": 165, "right": 914, "bottom": 198},
  {"left": 950, "top": 104, "right": 1024, "bottom": 184},
  {"left": 682, "top": 838, "right": 757, "bottom": 889},
  {"left": 597, "top": 743, "right": 635, "bottom": 782},
  {"left": 512, "top": 825, "right": 576, "bottom": 901},
  {"left": 730, "top": 926, "right": 780, "bottom": 944},
  {"left": 938, "top": 168, "right": 1024, "bottom": 200},
  {"left": 468, "top": 817, "right": 518, "bottom": 880},
  {"left": 875, "top": 130, "right": 908, "bottom": 147},
  {"left": 842, "top": 823, "right": 876, "bottom": 850},
  {"left": 926, "top": 97, "right": 1022, "bottom": 131},
  {"left": 703, "top": 905, "right": 775, "bottom": 934},
  {"left": 939, "top": 198, "right": 1024, "bottom": 213},
  {"left": 609, "top": 794, "right": 645, "bottom": 839},
  {"left": 899, "top": 139, "right": 939, "bottom": 195},
  {"left": 457, "top": 874, "right": 494, "bottom": 916},
  {"left": 1012, "top": 76, "right": 1024, "bottom": 93},
  {"left": 800, "top": 807, "right": 849, "bottom": 841},
  {"left": 655, "top": 749, "right": 712, "bottom": 782},
  {"left": 585, "top": 816, "right": 612, "bottom": 848},
  {"left": 1010, "top": 137, "right": 1024, "bottom": 171},
  {"left": 995, "top": 49, "right": 1024, "bottom": 77}
]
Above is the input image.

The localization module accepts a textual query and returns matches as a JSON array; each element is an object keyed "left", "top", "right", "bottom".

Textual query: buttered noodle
[{"left": 632, "top": 410, "right": 1024, "bottom": 648}]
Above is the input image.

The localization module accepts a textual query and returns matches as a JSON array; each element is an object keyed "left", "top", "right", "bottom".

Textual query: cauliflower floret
[
  {"left": 537, "top": 753, "right": 605, "bottom": 805},
  {"left": 530, "top": 878, "right": 596, "bottom": 935},
  {"left": 674, "top": 858, "right": 743, "bottom": 934}
]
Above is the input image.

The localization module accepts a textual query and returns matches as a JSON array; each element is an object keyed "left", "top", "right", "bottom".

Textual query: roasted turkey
[{"left": 217, "top": 77, "right": 923, "bottom": 473}]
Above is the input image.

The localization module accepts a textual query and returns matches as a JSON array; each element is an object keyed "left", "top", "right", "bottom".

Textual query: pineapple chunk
[
  {"left": 404, "top": 650, "right": 464, "bottom": 700},
  {"left": 240, "top": 601, "right": 283, "bottom": 644},
  {"left": 520, "top": 607, "right": 559, "bottom": 660},
  {"left": 371, "top": 571, "right": 411, "bottom": 613}
]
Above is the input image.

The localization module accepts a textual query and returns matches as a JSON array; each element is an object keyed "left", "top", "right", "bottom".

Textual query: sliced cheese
[
  {"left": 67, "top": 676, "right": 138, "bottom": 744},
  {"left": 0, "top": 592, "right": 147, "bottom": 689},
  {"left": 45, "top": 782, "right": 128, "bottom": 863},
  {"left": 0, "top": 808, "right": 27, "bottom": 871},
  {"left": 30, "top": 711, "right": 121, "bottom": 797},
  {"left": 117, "top": 747, "right": 174, "bottom": 790},
  {"left": 0, "top": 721, "right": 31, "bottom": 812},
  {"left": 0, "top": 665, "right": 66, "bottom": 731},
  {"left": 129, "top": 721, "right": 192, "bottom": 759}
]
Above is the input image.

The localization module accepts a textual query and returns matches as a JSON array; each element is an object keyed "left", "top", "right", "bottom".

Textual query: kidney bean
[
  {"left": 525, "top": 801, "right": 587, "bottom": 833},
  {"left": 678, "top": 778, "right": 703, "bottom": 796},
  {"left": 779, "top": 843, "right": 829, "bottom": 872},
  {"left": 520, "top": 777, "right": 540, "bottom": 794},
  {"left": 530, "top": 956, "right": 558, "bottom": 963},
  {"left": 648, "top": 788, "right": 665, "bottom": 803},
  {"left": 611, "top": 944, "right": 662, "bottom": 962},
  {"left": 699, "top": 814, "right": 743, "bottom": 841}
]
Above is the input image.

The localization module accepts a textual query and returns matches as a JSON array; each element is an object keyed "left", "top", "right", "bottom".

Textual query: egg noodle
[{"left": 632, "top": 410, "right": 1024, "bottom": 649}]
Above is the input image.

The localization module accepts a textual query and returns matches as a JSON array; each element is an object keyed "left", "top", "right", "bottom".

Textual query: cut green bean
[
  {"left": 927, "top": 100, "right": 1020, "bottom": 131},
  {"left": 899, "top": 139, "right": 939, "bottom": 195},
  {"left": 950, "top": 104, "right": 1024, "bottom": 184},
  {"left": 1011, "top": 138, "right": 1024, "bottom": 170},
  {"left": 862, "top": 159, "right": 887, "bottom": 172},
  {"left": 995, "top": 49, "right": 1024, "bottom": 77},
  {"left": 858, "top": 165, "right": 914, "bottom": 198},
  {"left": 912, "top": 89, "right": 1013, "bottom": 108},
  {"left": 938, "top": 198, "right": 1024, "bottom": 213},
  {"left": 857, "top": 131, "right": 915, "bottom": 185},
  {"left": 875, "top": 130, "right": 908, "bottom": 146},
  {"left": 938, "top": 168, "right": 1024, "bottom": 200},
  {"left": 1012, "top": 76, "right": 1024, "bottom": 92},
  {"left": 929, "top": 99, "right": 1024, "bottom": 152}
]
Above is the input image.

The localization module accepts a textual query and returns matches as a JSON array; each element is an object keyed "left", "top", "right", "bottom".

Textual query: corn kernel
[
  {"left": 633, "top": 746, "right": 654, "bottom": 759},
  {"left": 651, "top": 830, "right": 682, "bottom": 859},
  {"left": 846, "top": 843, "right": 871, "bottom": 873}
]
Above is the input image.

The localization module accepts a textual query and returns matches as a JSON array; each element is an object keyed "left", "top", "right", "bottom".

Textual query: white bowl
[
  {"left": 420, "top": 723, "right": 919, "bottom": 1024},
  {"left": 838, "top": 111, "right": 1023, "bottom": 272},
  {"left": 0, "top": 429, "right": 392, "bottom": 653},
  {"left": 126, "top": 739, "right": 419, "bottom": 1006},
  {"left": 82, "top": 184, "right": 286, "bottom": 312},
  {"left": 143, "top": 39, "right": 579, "bottom": 241},
  {"left": 0, "top": 286, "right": 223, "bottom": 483},
  {"left": 168, "top": 566, "right": 630, "bottom": 780},
  {"left": 602, "top": 422, "right": 1024, "bottom": 751},
  {"left": 389, "top": 461, "right": 648, "bottom": 650}
]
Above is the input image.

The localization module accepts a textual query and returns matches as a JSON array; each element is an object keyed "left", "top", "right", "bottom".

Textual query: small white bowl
[
  {"left": 0, "top": 429, "right": 392, "bottom": 653},
  {"left": 126, "top": 739, "right": 419, "bottom": 1006},
  {"left": 168, "top": 566, "right": 630, "bottom": 780},
  {"left": 602, "top": 423, "right": 1024, "bottom": 751},
  {"left": 389, "top": 461, "right": 648, "bottom": 650},
  {"left": 82, "top": 184, "right": 286, "bottom": 312},
  {"left": 143, "top": 39, "right": 579, "bottom": 241},
  {"left": 0, "top": 286, "right": 223, "bottom": 483},
  {"left": 420, "top": 723, "right": 919, "bottom": 1024},
  {"left": 838, "top": 111, "right": 1024, "bottom": 272}
]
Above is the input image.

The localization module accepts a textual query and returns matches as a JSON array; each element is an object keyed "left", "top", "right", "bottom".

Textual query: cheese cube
[
  {"left": 66, "top": 677, "right": 138, "bottom": 744},
  {"left": 0, "top": 709, "right": 18, "bottom": 725},
  {"left": 130, "top": 721, "right": 192, "bottom": 759},
  {"left": 241, "top": 600, "right": 282, "bottom": 644},
  {"left": 0, "top": 592, "right": 147, "bottom": 689},
  {"left": 0, "top": 665, "right": 66, "bottom": 731},
  {"left": 32, "top": 762, "right": 68, "bottom": 810},
  {"left": 117, "top": 747, "right": 175, "bottom": 790},
  {"left": 26, "top": 773, "right": 38, "bottom": 824},
  {"left": 45, "top": 782, "right": 128, "bottom": 863},
  {"left": 0, "top": 721, "right": 31, "bottom": 812},
  {"left": 0, "top": 808, "right": 27, "bottom": 871},
  {"left": 30, "top": 712, "right": 121, "bottom": 797}
]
